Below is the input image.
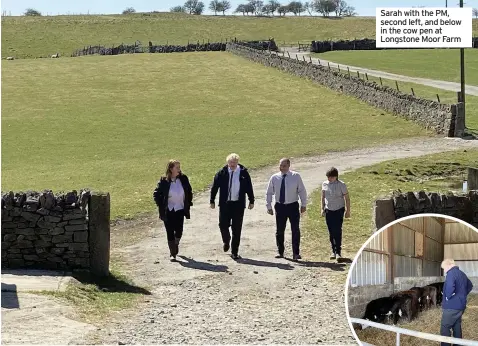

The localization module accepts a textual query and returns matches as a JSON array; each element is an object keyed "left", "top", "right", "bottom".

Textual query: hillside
[{"left": 0, "top": 13, "right": 442, "bottom": 58}]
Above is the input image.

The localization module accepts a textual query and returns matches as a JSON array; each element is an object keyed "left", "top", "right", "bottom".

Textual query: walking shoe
[
  {"left": 231, "top": 254, "right": 241, "bottom": 260},
  {"left": 330, "top": 253, "right": 336, "bottom": 260},
  {"left": 170, "top": 255, "right": 176, "bottom": 262},
  {"left": 336, "top": 253, "right": 342, "bottom": 261},
  {"left": 223, "top": 242, "right": 230, "bottom": 252},
  {"left": 275, "top": 253, "right": 284, "bottom": 259},
  {"left": 293, "top": 254, "right": 302, "bottom": 261},
  {"left": 168, "top": 241, "right": 177, "bottom": 260}
]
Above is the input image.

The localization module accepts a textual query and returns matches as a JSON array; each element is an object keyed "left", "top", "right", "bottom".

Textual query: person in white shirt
[
  {"left": 153, "top": 160, "right": 193, "bottom": 261},
  {"left": 210, "top": 153, "right": 255, "bottom": 260},
  {"left": 266, "top": 158, "right": 307, "bottom": 260}
]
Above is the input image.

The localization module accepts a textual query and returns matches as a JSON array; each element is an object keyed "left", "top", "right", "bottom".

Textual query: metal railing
[{"left": 350, "top": 318, "right": 478, "bottom": 346}]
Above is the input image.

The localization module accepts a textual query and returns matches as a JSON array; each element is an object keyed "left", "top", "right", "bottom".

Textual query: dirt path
[
  {"left": 81, "top": 137, "right": 477, "bottom": 345},
  {"left": 279, "top": 47, "right": 478, "bottom": 96},
  {"left": 1, "top": 292, "right": 97, "bottom": 345}
]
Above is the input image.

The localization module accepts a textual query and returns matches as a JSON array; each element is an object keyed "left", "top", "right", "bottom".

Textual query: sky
[{"left": 0, "top": 0, "right": 474, "bottom": 16}]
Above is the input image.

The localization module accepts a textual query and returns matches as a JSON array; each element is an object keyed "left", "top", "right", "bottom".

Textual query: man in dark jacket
[
  {"left": 210, "top": 153, "right": 255, "bottom": 259},
  {"left": 440, "top": 258, "right": 474, "bottom": 346}
]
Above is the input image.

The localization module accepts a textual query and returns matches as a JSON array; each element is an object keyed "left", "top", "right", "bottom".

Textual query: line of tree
[
  {"left": 169, "top": 0, "right": 355, "bottom": 16},
  {"left": 473, "top": 8, "right": 478, "bottom": 19},
  {"left": 170, "top": 0, "right": 206, "bottom": 15},
  {"left": 234, "top": 0, "right": 356, "bottom": 17},
  {"left": 170, "top": 0, "right": 231, "bottom": 15}
]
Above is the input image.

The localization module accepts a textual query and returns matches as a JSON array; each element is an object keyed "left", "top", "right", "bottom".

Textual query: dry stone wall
[
  {"left": 71, "top": 39, "right": 275, "bottom": 57},
  {"left": 310, "top": 37, "right": 478, "bottom": 53},
  {"left": 1, "top": 190, "right": 91, "bottom": 270},
  {"left": 373, "top": 190, "right": 478, "bottom": 231},
  {"left": 226, "top": 42, "right": 462, "bottom": 136}
]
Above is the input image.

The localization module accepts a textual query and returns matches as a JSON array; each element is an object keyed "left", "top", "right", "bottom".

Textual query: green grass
[
  {"left": 31, "top": 266, "right": 151, "bottom": 323},
  {"left": 2, "top": 13, "right": 477, "bottom": 58},
  {"left": 320, "top": 64, "right": 478, "bottom": 134},
  {"left": 1, "top": 52, "right": 430, "bottom": 220},
  {"left": 302, "top": 149, "right": 478, "bottom": 264},
  {"left": 315, "top": 49, "right": 478, "bottom": 85}
]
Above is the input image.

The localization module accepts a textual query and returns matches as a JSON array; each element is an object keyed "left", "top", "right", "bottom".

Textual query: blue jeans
[{"left": 440, "top": 308, "right": 464, "bottom": 346}]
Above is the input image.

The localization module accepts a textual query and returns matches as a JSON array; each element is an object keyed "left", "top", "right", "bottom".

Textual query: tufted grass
[
  {"left": 1, "top": 52, "right": 431, "bottom": 220},
  {"left": 2, "top": 13, "right": 477, "bottom": 58},
  {"left": 301, "top": 149, "right": 478, "bottom": 266},
  {"left": 313, "top": 49, "right": 478, "bottom": 86}
]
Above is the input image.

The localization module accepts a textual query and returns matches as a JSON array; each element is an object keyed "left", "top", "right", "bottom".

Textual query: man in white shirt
[
  {"left": 266, "top": 158, "right": 307, "bottom": 260},
  {"left": 210, "top": 153, "right": 255, "bottom": 259}
]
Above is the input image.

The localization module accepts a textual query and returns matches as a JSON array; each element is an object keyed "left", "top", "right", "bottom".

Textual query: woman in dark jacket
[{"left": 153, "top": 159, "right": 193, "bottom": 261}]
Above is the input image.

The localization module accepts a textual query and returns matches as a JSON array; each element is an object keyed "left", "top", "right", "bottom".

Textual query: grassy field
[
  {"left": 301, "top": 149, "right": 478, "bottom": 263},
  {"left": 2, "top": 13, "right": 477, "bottom": 58},
  {"left": 319, "top": 63, "right": 478, "bottom": 134},
  {"left": 355, "top": 294, "right": 478, "bottom": 345},
  {"left": 1, "top": 52, "right": 430, "bottom": 220},
  {"left": 315, "top": 49, "right": 478, "bottom": 85}
]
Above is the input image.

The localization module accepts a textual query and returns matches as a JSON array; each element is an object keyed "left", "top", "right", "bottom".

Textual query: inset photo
[{"left": 346, "top": 214, "right": 478, "bottom": 346}]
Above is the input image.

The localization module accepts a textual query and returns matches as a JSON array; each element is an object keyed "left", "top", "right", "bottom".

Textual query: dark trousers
[
  {"left": 275, "top": 201, "right": 300, "bottom": 256},
  {"left": 440, "top": 308, "right": 464, "bottom": 346},
  {"left": 219, "top": 201, "right": 245, "bottom": 255},
  {"left": 325, "top": 207, "right": 345, "bottom": 255},
  {"left": 163, "top": 209, "right": 185, "bottom": 242}
]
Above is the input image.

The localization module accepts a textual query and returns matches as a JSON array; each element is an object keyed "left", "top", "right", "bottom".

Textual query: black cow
[
  {"left": 361, "top": 296, "right": 402, "bottom": 328},
  {"left": 390, "top": 290, "right": 420, "bottom": 322},
  {"left": 410, "top": 287, "right": 425, "bottom": 311},
  {"left": 428, "top": 282, "right": 444, "bottom": 306},
  {"left": 422, "top": 285, "right": 438, "bottom": 310}
]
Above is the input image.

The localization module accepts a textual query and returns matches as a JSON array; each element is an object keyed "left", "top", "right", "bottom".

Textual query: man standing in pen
[
  {"left": 440, "top": 258, "right": 473, "bottom": 346},
  {"left": 266, "top": 158, "right": 307, "bottom": 261},
  {"left": 210, "top": 153, "right": 255, "bottom": 259}
]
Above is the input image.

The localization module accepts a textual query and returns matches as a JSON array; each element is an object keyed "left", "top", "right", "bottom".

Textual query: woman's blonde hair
[{"left": 165, "top": 159, "right": 181, "bottom": 180}]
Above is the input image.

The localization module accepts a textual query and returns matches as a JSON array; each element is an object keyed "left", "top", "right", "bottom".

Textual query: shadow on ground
[
  {"left": 1, "top": 283, "right": 19, "bottom": 309},
  {"left": 71, "top": 271, "right": 152, "bottom": 295},
  {"left": 235, "top": 257, "right": 295, "bottom": 270},
  {"left": 177, "top": 256, "right": 229, "bottom": 272},
  {"left": 287, "top": 258, "right": 348, "bottom": 271}
]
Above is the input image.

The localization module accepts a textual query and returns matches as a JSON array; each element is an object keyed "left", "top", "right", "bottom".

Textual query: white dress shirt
[
  {"left": 227, "top": 166, "right": 241, "bottom": 201},
  {"left": 266, "top": 170, "right": 307, "bottom": 209},
  {"left": 168, "top": 178, "right": 185, "bottom": 211}
]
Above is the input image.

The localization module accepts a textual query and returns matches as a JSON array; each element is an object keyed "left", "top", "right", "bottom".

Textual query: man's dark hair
[
  {"left": 280, "top": 158, "right": 291, "bottom": 165},
  {"left": 326, "top": 167, "right": 339, "bottom": 178}
]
